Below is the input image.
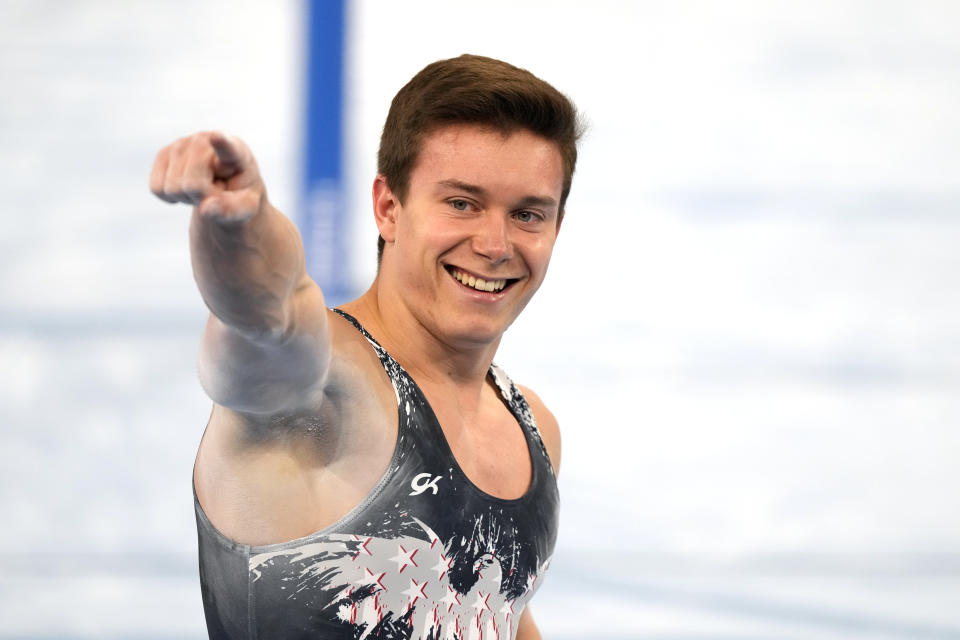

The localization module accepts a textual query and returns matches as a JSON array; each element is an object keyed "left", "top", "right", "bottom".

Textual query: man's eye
[
  {"left": 515, "top": 211, "right": 537, "bottom": 222},
  {"left": 451, "top": 199, "right": 469, "bottom": 211}
]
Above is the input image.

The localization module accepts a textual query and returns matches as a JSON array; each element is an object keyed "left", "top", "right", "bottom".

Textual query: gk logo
[{"left": 409, "top": 472, "right": 442, "bottom": 496}]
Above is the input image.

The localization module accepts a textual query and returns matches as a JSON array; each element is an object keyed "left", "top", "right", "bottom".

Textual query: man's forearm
[{"left": 190, "top": 202, "right": 308, "bottom": 340}]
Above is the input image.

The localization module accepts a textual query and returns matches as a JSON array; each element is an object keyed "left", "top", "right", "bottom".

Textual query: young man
[{"left": 150, "top": 54, "right": 580, "bottom": 639}]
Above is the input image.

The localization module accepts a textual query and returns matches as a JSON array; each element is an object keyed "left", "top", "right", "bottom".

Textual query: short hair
[{"left": 376, "top": 54, "right": 583, "bottom": 263}]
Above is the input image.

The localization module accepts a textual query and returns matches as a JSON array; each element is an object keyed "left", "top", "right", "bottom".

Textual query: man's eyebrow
[
  {"left": 516, "top": 194, "right": 558, "bottom": 209},
  {"left": 437, "top": 179, "right": 558, "bottom": 209},
  {"left": 437, "top": 179, "right": 487, "bottom": 196}
]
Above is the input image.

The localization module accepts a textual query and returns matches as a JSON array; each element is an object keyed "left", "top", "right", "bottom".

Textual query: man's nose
[{"left": 472, "top": 212, "right": 513, "bottom": 264}]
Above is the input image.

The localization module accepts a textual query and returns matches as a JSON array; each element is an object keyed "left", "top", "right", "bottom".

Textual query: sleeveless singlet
[{"left": 194, "top": 309, "right": 560, "bottom": 639}]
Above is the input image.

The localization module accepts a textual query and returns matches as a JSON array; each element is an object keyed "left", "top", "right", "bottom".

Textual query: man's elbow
[{"left": 197, "top": 318, "right": 330, "bottom": 415}]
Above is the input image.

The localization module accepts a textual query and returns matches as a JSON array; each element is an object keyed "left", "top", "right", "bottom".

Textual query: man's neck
[{"left": 340, "top": 280, "right": 502, "bottom": 399}]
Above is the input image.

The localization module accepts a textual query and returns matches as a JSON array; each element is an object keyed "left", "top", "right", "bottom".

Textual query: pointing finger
[{"left": 208, "top": 132, "right": 245, "bottom": 178}]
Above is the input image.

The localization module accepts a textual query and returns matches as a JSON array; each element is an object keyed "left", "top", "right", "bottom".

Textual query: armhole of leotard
[{"left": 191, "top": 311, "right": 408, "bottom": 554}]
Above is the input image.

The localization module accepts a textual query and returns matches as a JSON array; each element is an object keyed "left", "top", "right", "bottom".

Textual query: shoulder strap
[
  {"left": 489, "top": 363, "right": 553, "bottom": 470},
  {"left": 330, "top": 308, "right": 407, "bottom": 403},
  {"left": 331, "top": 308, "right": 383, "bottom": 350}
]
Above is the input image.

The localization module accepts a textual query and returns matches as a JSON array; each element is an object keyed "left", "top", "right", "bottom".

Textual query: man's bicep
[{"left": 197, "top": 283, "right": 332, "bottom": 414}]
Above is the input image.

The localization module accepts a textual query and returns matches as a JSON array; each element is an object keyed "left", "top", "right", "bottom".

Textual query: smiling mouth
[{"left": 446, "top": 266, "right": 519, "bottom": 293}]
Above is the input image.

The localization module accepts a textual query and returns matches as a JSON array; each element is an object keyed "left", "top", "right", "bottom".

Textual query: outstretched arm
[{"left": 150, "top": 132, "right": 330, "bottom": 414}]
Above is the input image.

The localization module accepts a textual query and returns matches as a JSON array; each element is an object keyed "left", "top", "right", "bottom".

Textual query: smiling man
[{"left": 150, "top": 54, "right": 581, "bottom": 640}]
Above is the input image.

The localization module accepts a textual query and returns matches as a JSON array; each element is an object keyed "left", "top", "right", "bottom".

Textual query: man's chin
[{"left": 441, "top": 317, "right": 511, "bottom": 349}]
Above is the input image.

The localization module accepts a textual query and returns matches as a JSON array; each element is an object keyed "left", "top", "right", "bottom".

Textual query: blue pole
[{"left": 302, "top": 0, "right": 349, "bottom": 303}]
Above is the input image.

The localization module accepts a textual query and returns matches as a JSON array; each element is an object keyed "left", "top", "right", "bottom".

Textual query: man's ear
[{"left": 373, "top": 175, "right": 400, "bottom": 243}]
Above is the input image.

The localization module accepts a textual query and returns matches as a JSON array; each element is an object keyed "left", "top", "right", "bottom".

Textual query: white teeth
[{"left": 452, "top": 269, "right": 508, "bottom": 293}]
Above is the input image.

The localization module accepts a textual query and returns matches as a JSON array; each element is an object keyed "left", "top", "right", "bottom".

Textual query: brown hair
[{"left": 376, "top": 54, "right": 582, "bottom": 262}]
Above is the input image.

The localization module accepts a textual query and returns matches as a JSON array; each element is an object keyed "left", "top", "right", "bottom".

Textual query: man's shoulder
[{"left": 516, "top": 384, "right": 562, "bottom": 475}]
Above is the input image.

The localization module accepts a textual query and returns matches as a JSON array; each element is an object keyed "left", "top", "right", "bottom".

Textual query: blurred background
[{"left": 2, "top": 0, "right": 959, "bottom": 637}]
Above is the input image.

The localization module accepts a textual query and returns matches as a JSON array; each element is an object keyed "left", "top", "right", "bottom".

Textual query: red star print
[
  {"left": 390, "top": 544, "right": 419, "bottom": 574},
  {"left": 365, "top": 568, "right": 386, "bottom": 590},
  {"left": 351, "top": 535, "right": 372, "bottom": 561}
]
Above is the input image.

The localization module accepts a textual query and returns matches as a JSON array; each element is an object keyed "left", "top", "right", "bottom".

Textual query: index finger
[{"left": 208, "top": 132, "right": 245, "bottom": 174}]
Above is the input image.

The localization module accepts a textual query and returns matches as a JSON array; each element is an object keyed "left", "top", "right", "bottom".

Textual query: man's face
[{"left": 380, "top": 124, "right": 564, "bottom": 348}]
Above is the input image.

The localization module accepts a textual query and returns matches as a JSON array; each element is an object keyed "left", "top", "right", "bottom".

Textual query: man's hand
[{"left": 150, "top": 131, "right": 265, "bottom": 223}]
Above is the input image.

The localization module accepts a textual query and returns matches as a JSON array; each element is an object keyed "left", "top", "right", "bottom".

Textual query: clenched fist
[{"left": 150, "top": 131, "right": 266, "bottom": 223}]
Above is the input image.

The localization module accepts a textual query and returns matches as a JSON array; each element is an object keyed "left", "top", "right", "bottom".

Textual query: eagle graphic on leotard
[{"left": 249, "top": 516, "right": 550, "bottom": 639}]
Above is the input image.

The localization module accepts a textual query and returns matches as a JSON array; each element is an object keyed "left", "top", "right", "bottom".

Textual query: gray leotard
[{"left": 194, "top": 309, "right": 560, "bottom": 639}]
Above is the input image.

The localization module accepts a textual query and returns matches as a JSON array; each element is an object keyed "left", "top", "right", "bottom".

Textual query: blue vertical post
[{"left": 302, "top": 0, "right": 350, "bottom": 303}]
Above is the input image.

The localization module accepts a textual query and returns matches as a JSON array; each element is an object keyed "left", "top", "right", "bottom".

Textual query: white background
[{"left": 1, "top": 0, "right": 959, "bottom": 637}]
